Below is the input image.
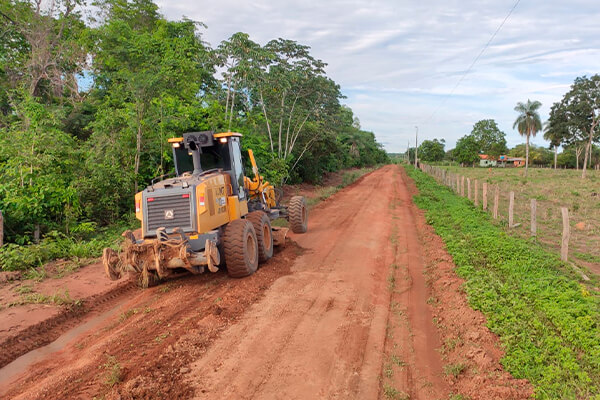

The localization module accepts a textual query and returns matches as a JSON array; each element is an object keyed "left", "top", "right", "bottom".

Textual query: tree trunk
[
  {"left": 224, "top": 70, "right": 232, "bottom": 122},
  {"left": 554, "top": 146, "right": 557, "bottom": 170},
  {"left": 259, "top": 90, "right": 274, "bottom": 153},
  {"left": 582, "top": 142, "right": 590, "bottom": 179},
  {"left": 34, "top": 224, "right": 40, "bottom": 244},
  {"left": 582, "top": 120, "right": 598, "bottom": 179},
  {"left": 228, "top": 86, "right": 236, "bottom": 131},
  {"left": 525, "top": 132, "right": 530, "bottom": 177},
  {"left": 134, "top": 103, "right": 144, "bottom": 193}
]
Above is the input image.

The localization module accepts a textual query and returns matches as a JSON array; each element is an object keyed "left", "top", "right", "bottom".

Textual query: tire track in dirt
[
  {"left": 0, "top": 279, "right": 136, "bottom": 369},
  {"left": 0, "top": 243, "right": 301, "bottom": 400},
  {"left": 380, "top": 167, "right": 448, "bottom": 399}
]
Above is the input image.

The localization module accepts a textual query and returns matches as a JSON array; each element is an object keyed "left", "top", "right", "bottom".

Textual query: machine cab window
[{"left": 171, "top": 131, "right": 244, "bottom": 196}]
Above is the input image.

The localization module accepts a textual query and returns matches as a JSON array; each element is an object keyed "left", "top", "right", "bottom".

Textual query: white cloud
[{"left": 156, "top": 0, "right": 600, "bottom": 153}]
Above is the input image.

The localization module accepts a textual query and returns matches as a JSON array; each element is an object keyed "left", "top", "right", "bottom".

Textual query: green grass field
[{"left": 434, "top": 166, "right": 600, "bottom": 274}]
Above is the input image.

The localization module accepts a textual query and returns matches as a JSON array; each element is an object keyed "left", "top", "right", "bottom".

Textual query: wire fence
[{"left": 417, "top": 163, "right": 600, "bottom": 278}]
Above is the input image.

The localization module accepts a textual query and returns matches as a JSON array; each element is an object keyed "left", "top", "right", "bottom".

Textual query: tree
[
  {"left": 470, "top": 119, "right": 507, "bottom": 157},
  {"left": 513, "top": 99, "right": 542, "bottom": 177},
  {"left": 89, "top": 1, "right": 215, "bottom": 193},
  {"left": 453, "top": 135, "right": 480, "bottom": 166},
  {"left": 418, "top": 139, "right": 445, "bottom": 162},
  {"left": 0, "top": 95, "right": 80, "bottom": 242},
  {"left": 509, "top": 144, "right": 553, "bottom": 166},
  {"left": 0, "top": 0, "right": 87, "bottom": 102},
  {"left": 543, "top": 120, "right": 562, "bottom": 169},
  {"left": 548, "top": 75, "right": 600, "bottom": 178},
  {"left": 216, "top": 32, "right": 264, "bottom": 130}
]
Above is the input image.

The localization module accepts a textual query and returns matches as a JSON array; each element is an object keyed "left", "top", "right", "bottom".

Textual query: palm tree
[{"left": 513, "top": 99, "right": 542, "bottom": 177}]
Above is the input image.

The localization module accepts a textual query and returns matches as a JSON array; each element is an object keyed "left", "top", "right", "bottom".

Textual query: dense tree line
[{"left": 0, "top": 0, "right": 387, "bottom": 243}]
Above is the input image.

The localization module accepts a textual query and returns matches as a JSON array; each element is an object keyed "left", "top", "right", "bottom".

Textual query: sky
[{"left": 156, "top": 0, "right": 600, "bottom": 153}]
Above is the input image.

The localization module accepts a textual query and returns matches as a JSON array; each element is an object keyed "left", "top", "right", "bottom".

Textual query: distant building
[
  {"left": 497, "top": 155, "right": 525, "bottom": 167},
  {"left": 479, "top": 154, "right": 497, "bottom": 167}
]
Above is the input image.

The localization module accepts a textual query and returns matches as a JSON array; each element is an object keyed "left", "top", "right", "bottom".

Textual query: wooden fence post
[
  {"left": 508, "top": 191, "right": 515, "bottom": 227},
  {"left": 467, "top": 178, "right": 471, "bottom": 200},
  {"left": 530, "top": 199, "right": 537, "bottom": 237},
  {"left": 474, "top": 180, "right": 479, "bottom": 206},
  {"left": 493, "top": 185, "right": 499, "bottom": 219},
  {"left": 561, "top": 207, "right": 570, "bottom": 261},
  {"left": 0, "top": 210, "right": 3, "bottom": 248},
  {"left": 456, "top": 175, "right": 460, "bottom": 193},
  {"left": 461, "top": 176, "right": 465, "bottom": 196},
  {"left": 483, "top": 183, "right": 488, "bottom": 211}
]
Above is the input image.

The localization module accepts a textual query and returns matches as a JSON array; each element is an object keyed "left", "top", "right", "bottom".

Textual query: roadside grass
[
  {"left": 0, "top": 224, "right": 129, "bottom": 273},
  {"left": 437, "top": 166, "right": 600, "bottom": 268},
  {"left": 406, "top": 165, "right": 600, "bottom": 400},
  {"left": 103, "top": 355, "right": 122, "bottom": 387},
  {"left": 8, "top": 288, "right": 80, "bottom": 307},
  {"left": 443, "top": 362, "right": 466, "bottom": 378}
]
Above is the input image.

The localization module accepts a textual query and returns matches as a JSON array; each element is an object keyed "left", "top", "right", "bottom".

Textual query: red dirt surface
[{"left": 0, "top": 165, "right": 532, "bottom": 399}]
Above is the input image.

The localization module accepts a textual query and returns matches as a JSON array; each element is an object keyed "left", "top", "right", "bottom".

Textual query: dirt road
[{"left": 0, "top": 165, "right": 531, "bottom": 399}]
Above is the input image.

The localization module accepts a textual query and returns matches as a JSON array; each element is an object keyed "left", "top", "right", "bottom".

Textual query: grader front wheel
[
  {"left": 223, "top": 219, "right": 259, "bottom": 278},
  {"left": 289, "top": 196, "right": 308, "bottom": 233}
]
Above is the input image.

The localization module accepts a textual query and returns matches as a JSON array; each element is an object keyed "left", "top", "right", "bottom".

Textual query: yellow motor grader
[{"left": 102, "top": 131, "right": 308, "bottom": 287}]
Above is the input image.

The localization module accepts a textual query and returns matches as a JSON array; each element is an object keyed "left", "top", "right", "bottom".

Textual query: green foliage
[
  {"left": 0, "top": 95, "right": 81, "bottom": 239},
  {"left": 549, "top": 75, "right": 600, "bottom": 176},
  {"left": 470, "top": 119, "right": 508, "bottom": 157},
  {"left": 103, "top": 355, "right": 123, "bottom": 387},
  {"left": 418, "top": 138, "right": 445, "bottom": 162},
  {"left": 513, "top": 99, "right": 543, "bottom": 175},
  {"left": 406, "top": 166, "right": 600, "bottom": 399},
  {"left": 0, "top": 226, "right": 123, "bottom": 271},
  {"left": 453, "top": 135, "right": 480, "bottom": 166},
  {"left": 508, "top": 143, "right": 554, "bottom": 166}
]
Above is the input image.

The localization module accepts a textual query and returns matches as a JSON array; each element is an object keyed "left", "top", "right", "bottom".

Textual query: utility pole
[
  {"left": 407, "top": 139, "right": 410, "bottom": 162},
  {"left": 414, "top": 126, "right": 419, "bottom": 167}
]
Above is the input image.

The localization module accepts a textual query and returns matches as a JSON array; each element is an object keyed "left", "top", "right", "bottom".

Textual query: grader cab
[{"left": 102, "top": 131, "right": 308, "bottom": 287}]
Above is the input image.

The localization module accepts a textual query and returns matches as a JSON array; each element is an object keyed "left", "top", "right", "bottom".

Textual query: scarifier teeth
[
  {"left": 103, "top": 248, "right": 122, "bottom": 281},
  {"left": 122, "top": 230, "right": 136, "bottom": 244}
]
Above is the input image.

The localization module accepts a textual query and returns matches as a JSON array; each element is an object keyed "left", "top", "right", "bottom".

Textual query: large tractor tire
[
  {"left": 246, "top": 211, "right": 273, "bottom": 263},
  {"left": 289, "top": 195, "right": 308, "bottom": 233},
  {"left": 223, "top": 219, "right": 259, "bottom": 278}
]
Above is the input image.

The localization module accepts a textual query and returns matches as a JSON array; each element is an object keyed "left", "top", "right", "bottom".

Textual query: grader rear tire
[
  {"left": 289, "top": 196, "right": 308, "bottom": 233},
  {"left": 246, "top": 211, "right": 273, "bottom": 263},
  {"left": 223, "top": 219, "right": 259, "bottom": 278}
]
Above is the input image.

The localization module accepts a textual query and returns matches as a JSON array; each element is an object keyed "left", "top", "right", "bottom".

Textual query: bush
[{"left": 0, "top": 225, "right": 124, "bottom": 272}]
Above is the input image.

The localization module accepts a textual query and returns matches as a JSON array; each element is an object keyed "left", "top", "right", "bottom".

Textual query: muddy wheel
[
  {"left": 246, "top": 211, "right": 273, "bottom": 263},
  {"left": 223, "top": 219, "right": 259, "bottom": 278},
  {"left": 289, "top": 196, "right": 308, "bottom": 233}
]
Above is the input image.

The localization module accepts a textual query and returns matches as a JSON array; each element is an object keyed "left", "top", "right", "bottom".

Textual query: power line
[{"left": 425, "top": 0, "right": 522, "bottom": 123}]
